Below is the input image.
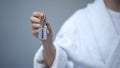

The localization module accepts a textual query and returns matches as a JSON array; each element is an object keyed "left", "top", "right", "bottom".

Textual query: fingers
[
  {"left": 32, "top": 29, "right": 39, "bottom": 38},
  {"left": 30, "top": 11, "right": 43, "bottom": 38},
  {"left": 32, "top": 11, "right": 44, "bottom": 19},
  {"left": 32, "top": 23, "right": 42, "bottom": 29},
  {"left": 30, "top": 16, "right": 40, "bottom": 24},
  {"left": 30, "top": 16, "right": 42, "bottom": 29}
]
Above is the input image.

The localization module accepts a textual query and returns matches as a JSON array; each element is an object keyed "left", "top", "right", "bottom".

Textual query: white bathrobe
[{"left": 34, "top": 0, "right": 120, "bottom": 68}]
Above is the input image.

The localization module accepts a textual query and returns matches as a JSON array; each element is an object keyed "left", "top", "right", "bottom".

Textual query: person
[{"left": 30, "top": 0, "right": 120, "bottom": 68}]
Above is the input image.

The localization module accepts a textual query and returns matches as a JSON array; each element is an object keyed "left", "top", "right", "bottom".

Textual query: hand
[
  {"left": 30, "top": 11, "right": 53, "bottom": 44},
  {"left": 30, "top": 11, "right": 55, "bottom": 67}
]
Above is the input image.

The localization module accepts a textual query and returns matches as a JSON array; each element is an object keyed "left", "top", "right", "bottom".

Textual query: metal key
[{"left": 39, "top": 13, "right": 47, "bottom": 40}]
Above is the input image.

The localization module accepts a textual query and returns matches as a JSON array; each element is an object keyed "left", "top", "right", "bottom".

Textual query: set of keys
[{"left": 39, "top": 14, "right": 47, "bottom": 40}]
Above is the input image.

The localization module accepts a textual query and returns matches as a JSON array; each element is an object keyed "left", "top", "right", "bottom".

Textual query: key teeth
[{"left": 40, "top": 15, "right": 47, "bottom": 27}]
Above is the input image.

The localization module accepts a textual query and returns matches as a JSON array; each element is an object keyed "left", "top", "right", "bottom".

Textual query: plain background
[{"left": 0, "top": 0, "right": 94, "bottom": 68}]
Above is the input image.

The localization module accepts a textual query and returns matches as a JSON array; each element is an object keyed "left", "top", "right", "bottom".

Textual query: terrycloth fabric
[
  {"left": 107, "top": 8, "right": 120, "bottom": 35},
  {"left": 34, "top": 0, "right": 120, "bottom": 68}
]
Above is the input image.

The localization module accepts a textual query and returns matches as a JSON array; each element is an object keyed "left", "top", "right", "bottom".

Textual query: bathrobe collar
[{"left": 88, "top": 0, "right": 120, "bottom": 64}]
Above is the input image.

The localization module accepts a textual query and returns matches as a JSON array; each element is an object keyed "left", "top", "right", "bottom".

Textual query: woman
[{"left": 30, "top": 0, "right": 120, "bottom": 68}]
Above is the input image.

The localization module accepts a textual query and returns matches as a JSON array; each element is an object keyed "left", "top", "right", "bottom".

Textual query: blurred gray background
[{"left": 0, "top": 0, "right": 94, "bottom": 68}]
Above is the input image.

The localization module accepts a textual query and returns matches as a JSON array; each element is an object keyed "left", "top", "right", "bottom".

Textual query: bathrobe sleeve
[{"left": 33, "top": 10, "right": 79, "bottom": 68}]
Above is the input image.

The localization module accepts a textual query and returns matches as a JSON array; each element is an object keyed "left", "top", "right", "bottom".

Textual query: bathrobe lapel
[{"left": 88, "top": 0, "right": 120, "bottom": 64}]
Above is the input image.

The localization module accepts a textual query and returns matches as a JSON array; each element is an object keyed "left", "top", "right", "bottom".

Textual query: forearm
[{"left": 43, "top": 41, "right": 56, "bottom": 67}]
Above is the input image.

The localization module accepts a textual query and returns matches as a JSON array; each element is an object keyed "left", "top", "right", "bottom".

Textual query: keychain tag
[{"left": 39, "top": 27, "right": 47, "bottom": 40}]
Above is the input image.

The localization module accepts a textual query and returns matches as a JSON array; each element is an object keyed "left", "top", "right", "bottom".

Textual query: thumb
[{"left": 46, "top": 20, "right": 53, "bottom": 35}]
